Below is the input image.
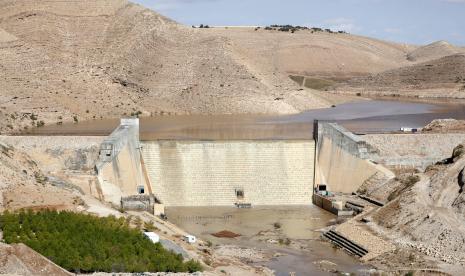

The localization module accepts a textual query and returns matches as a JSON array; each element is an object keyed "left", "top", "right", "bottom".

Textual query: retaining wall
[{"left": 315, "top": 123, "right": 394, "bottom": 193}]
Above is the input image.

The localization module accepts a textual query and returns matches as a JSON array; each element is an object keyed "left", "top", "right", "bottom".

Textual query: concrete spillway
[{"left": 141, "top": 140, "right": 315, "bottom": 206}]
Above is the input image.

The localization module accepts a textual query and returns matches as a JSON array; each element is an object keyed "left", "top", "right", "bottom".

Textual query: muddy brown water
[
  {"left": 24, "top": 99, "right": 465, "bottom": 139},
  {"left": 167, "top": 206, "right": 370, "bottom": 275}
]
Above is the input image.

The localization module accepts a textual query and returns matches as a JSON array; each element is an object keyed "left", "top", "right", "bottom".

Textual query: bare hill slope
[
  {"left": 407, "top": 40, "right": 465, "bottom": 62},
  {"left": 371, "top": 144, "right": 465, "bottom": 272},
  {"left": 0, "top": 140, "right": 80, "bottom": 211},
  {"left": 208, "top": 27, "right": 416, "bottom": 80},
  {"left": 334, "top": 54, "right": 465, "bottom": 97}
]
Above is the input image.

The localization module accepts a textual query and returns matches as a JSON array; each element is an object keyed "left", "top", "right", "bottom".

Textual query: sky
[{"left": 133, "top": 0, "right": 465, "bottom": 46}]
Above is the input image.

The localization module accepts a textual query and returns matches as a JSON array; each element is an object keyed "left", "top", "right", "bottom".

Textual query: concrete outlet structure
[{"left": 95, "top": 119, "right": 394, "bottom": 208}]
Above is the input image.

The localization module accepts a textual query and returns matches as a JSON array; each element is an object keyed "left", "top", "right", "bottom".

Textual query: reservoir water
[{"left": 24, "top": 99, "right": 465, "bottom": 139}]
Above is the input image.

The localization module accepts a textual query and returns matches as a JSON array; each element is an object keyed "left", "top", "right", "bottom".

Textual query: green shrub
[
  {"left": 303, "top": 78, "right": 334, "bottom": 90},
  {"left": 453, "top": 144, "right": 464, "bottom": 159},
  {"left": 0, "top": 210, "right": 202, "bottom": 273}
]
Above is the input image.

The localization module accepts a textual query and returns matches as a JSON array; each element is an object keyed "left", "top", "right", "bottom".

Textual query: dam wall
[
  {"left": 315, "top": 123, "right": 394, "bottom": 193},
  {"left": 95, "top": 119, "right": 146, "bottom": 205},
  {"left": 141, "top": 140, "right": 315, "bottom": 207}
]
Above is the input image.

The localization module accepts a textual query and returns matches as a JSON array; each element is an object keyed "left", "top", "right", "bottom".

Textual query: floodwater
[
  {"left": 24, "top": 99, "right": 465, "bottom": 139},
  {"left": 166, "top": 206, "right": 370, "bottom": 275}
]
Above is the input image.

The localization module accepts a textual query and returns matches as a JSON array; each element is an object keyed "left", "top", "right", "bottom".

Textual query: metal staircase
[{"left": 323, "top": 230, "right": 368, "bottom": 258}]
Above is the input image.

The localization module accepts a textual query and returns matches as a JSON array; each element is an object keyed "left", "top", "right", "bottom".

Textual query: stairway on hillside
[{"left": 323, "top": 230, "right": 368, "bottom": 258}]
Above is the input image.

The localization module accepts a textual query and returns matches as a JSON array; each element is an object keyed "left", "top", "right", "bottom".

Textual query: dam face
[{"left": 141, "top": 140, "right": 315, "bottom": 207}]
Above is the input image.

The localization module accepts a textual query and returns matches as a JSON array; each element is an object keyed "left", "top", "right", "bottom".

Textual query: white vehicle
[
  {"left": 184, "top": 235, "right": 197, "bottom": 244},
  {"left": 144, "top": 232, "right": 160, "bottom": 243},
  {"left": 400, "top": 127, "right": 418, "bottom": 133}
]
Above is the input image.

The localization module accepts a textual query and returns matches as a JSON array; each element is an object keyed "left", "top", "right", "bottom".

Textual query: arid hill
[
  {"left": 0, "top": 0, "right": 463, "bottom": 133},
  {"left": 407, "top": 40, "right": 465, "bottom": 62},
  {"left": 205, "top": 27, "right": 416, "bottom": 79},
  {"left": 333, "top": 54, "right": 465, "bottom": 97}
]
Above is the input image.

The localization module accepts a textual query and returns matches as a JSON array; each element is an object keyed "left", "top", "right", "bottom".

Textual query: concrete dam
[
  {"left": 141, "top": 140, "right": 315, "bottom": 206},
  {"left": 95, "top": 119, "right": 392, "bottom": 208}
]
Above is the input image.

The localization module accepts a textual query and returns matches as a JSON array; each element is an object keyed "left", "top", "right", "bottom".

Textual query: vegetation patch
[
  {"left": 304, "top": 78, "right": 335, "bottom": 90},
  {"left": 0, "top": 210, "right": 202, "bottom": 273},
  {"left": 264, "top": 25, "right": 346, "bottom": 34},
  {"left": 289, "top": 75, "right": 335, "bottom": 90}
]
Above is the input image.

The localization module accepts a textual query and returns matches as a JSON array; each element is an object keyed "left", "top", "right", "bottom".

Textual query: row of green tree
[{"left": 0, "top": 210, "right": 202, "bottom": 273}]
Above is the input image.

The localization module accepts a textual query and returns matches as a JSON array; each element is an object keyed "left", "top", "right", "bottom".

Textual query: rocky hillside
[
  {"left": 422, "top": 119, "right": 465, "bottom": 133},
  {"left": 334, "top": 53, "right": 465, "bottom": 97},
  {"left": 0, "top": 139, "right": 80, "bottom": 211},
  {"left": 206, "top": 27, "right": 415, "bottom": 80},
  {"left": 370, "top": 144, "right": 465, "bottom": 272}
]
